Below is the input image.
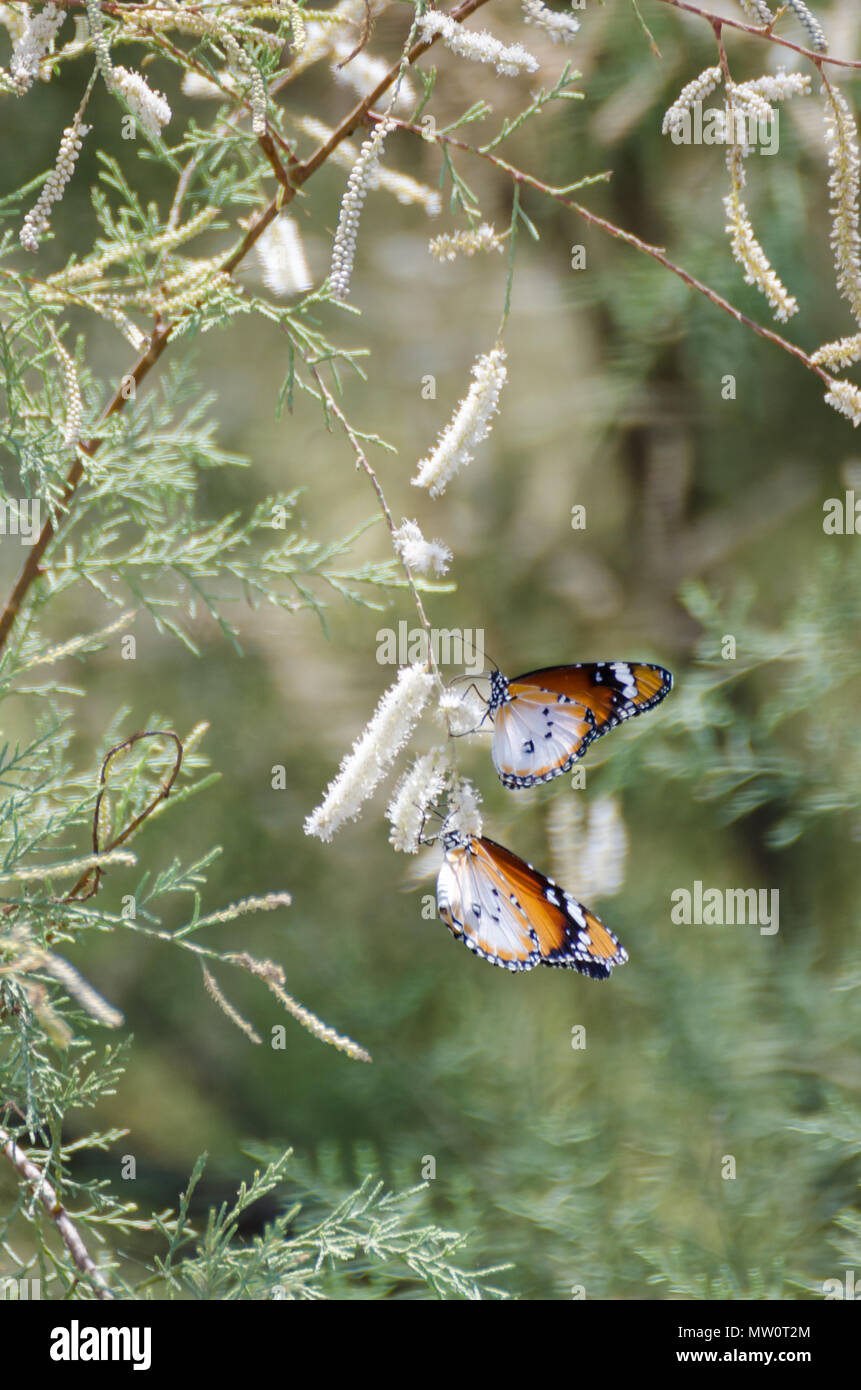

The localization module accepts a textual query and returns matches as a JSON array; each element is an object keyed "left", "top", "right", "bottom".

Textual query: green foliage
[{"left": 0, "top": 0, "right": 859, "bottom": 1305}]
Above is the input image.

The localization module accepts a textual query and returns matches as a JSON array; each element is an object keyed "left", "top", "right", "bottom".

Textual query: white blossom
[
  {"left": 256, "top": 215, "right": 312, "bottom": 296},
  {"left": 732, "top": 70, "right": 811, "bottom": 105},
  {"left": 113, "top": 66, "right": 172, "bottom": 139},
  {"left": 418, "top": 13, "right": 539, "bottom": 78},
  {"left": 0, "top": 4, "right": 28, "bottom": 45},
  {"left": 304, "top": 663, "right": 435, "bottom": 842},
  {"left": 443, "top": 777, "right": 483, "bottom": 839},
  {"left": 822, "top": 81, "right": 861, "bottom": 327},
  {"left": 824, "top": 379, "right": 861, "bottom": 427},
  {"left": 330, "top": 116, "right": 396, "bottom": 300},
  {"left": 219, "top": 30, "right": 266, "bottom": 133},
  {"left": 392, "top": 520, "right": 452, "bottom": 576},
  {"left": 436, "top": 685, "right": 487, "bottom": 736},
  {"left": 727, "top": 84, "right": 774, "bottom": 125},
  {"left": 20, "top": 118, "right": 89, "bottom": 253},
  {"left": 412, "top": 348, "right": 507, "bottom": 498},
  {"left": 9, "top": 2, "right": 64, "bottom": 94},
  {"left": 662, "top": 66, "right": 723, "bottom": 137},
  {"left": 386, "top": 748, "right": 449, "bottom": 853},
  {"left": 520, "top": 0, "right": 580, "bottom": 44},
  {"left": 53, "top": 335, "right": 83, "bottom": 447},
  {"left": 723, "top": 143, "right": 798, "bottom": 321},
  {"left": 811, "top": 333, "right": 861, "bottom": 370},
  {"left": 429, "top": 224, "right": 504, "bottom": 261}
]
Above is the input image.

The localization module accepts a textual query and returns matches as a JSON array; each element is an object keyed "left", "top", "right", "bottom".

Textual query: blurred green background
[{"left": 2, "top": 0, "right": 861, "bottom": 1298}]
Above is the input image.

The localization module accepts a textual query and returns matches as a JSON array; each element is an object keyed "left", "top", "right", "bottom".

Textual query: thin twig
[
  {"left": 64, "top": 729, "right": 184, "bottom": 901},
  {"left": 0, "top": 1126, "right": 114, "bottom": 1299},
  {"left": 307, "top": 363, "right": 447, "bottom": 692},
  {"left": 654, "top": 0, "right": 861, "bottom": 70}
]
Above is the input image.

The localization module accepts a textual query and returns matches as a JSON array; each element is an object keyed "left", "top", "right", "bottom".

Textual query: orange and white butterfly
[
  {"left": 486, "top": 661, "right": 672, "bottom": 789},
  {"left": 436, "top": 828, "right": 628, "bottom": 978}
]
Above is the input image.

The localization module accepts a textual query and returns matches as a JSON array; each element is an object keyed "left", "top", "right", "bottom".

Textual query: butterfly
[
  {"left": 436, "top": 828, "right": 628, "bottom": 978},
  {"left": 485, "top": 661, "right": 672, "bottom": 789}
]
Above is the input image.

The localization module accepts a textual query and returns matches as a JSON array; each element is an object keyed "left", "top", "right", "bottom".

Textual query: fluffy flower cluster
[
  {"left": 256, "top": 215, "right": 312, "bottom": 297},
  {"left": 727, "top": 70, "right": 810, "bottom": 132},
  {"left": 85, "top": 0, "right": 113, "bottom": 82},
  {"left": 219, "top": 30, "right": 267, "bottom": 134},
  {"left": 9, "top": 2, "right": 64, "bottom": 94},
  {"left": 20, "top": 118, "right": 89, "bottom": 252},
  {"left": 429, "top": 224, "right": 504, "bottom": 261},
  {"left": 113, "top": 66, "right": 172, "bottom": 139},
  {"left": 304, "top": 663, "right": 435, "bottom": 842},
  {"left": 520, "top": 0, "right": 580, "bottom": 43},
  {"left": 442, "top": 777, "right": 483, "bottom": 839},
  {"left": 662, "top": 66, "right": 723, "bottom": 137},
  {"left": 823, "top": 82, "right": 861, "bottom": 326},
  {"left": 329, "top": 116, "right": 396, "bottom": 300},
  {"left": 811, "top": 333, "right": 861, "bottom": 370},
  {"left": 53, "top": 335, "right": 83, "bottom": 447},
  {"left": 412, "top": 348, "right": 508, "bottom": 498},
  {"left": 391, "top": 520, "right": 452, "bottom": 576},
  {"left": 436, "top": 685, "right": 487, "bottom": 736},
  {"left": 386, "top": 748, "right": 449, "bottom": 853},
  {"left": 824, "top": 379, "right": 861, "bottom": 427},
  {"left": 723, "top": 144, "right": 798, "bottom": 320},
  {"left": 418, "top": 12, "right": 539, "bottom": 78},
  {"left": 733, "top": 70, "right": 811, "bottom": 105}
]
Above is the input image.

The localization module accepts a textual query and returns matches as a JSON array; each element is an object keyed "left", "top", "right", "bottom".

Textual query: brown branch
[
  {"left": 0, "top": 1126, "right": 114, "bottom": 1299},
  {"left": 0, "top": 0, "right": 496, "bottom": 659},
  {"left": 653, "top": 0, "right": 861, "bottom": 69}
]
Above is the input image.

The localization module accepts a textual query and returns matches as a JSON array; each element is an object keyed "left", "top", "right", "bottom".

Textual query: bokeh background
[{"left": 2, "top": 0, "right": 861, "bottom": 1298}]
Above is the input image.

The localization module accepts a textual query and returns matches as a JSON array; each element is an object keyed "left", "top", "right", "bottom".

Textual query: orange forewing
[
  {"left": 508, "top": 662, "right": 671, "bottom": 733},
  {"left": 477, "top": 837, "right": 626, "bottom": 968}
]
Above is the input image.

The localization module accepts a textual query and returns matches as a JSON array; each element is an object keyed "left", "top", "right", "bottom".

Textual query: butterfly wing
[
  {"left": 437, "top": 839, "right": 541, "bottom": 971},
  {"left": 491, "top": 688, "right": 597, "bottom": 789},
  {"left": 492, "top": 662, "right": 672, "bottom": 788},
  {"left": 481, "top": 838, "right": 628, "bottom": 978},
  {"left": 436, "top": 836, "right": 627, "bottom": 979}
]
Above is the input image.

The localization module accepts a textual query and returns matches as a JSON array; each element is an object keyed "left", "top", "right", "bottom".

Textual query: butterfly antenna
[
  {"left": 447, "top": 671, "right": 490, "bottom": 687},
  {"left": 443, "top": 672, "right": 494, "bottom": 736}
]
